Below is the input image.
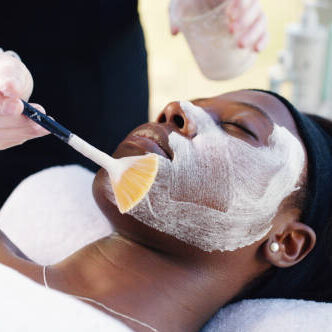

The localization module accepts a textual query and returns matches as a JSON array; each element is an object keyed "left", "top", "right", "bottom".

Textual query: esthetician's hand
[
  {"left": 0, "top": 50, "right": 48, "bottom": 150},
  {"left": 170, "top": 0, "right": 268, "bottom": 52}
]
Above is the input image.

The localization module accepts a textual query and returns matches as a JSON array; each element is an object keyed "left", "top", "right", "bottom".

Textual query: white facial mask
[{"left": 110, "top": 101, "right": 305, "bottom": 252}]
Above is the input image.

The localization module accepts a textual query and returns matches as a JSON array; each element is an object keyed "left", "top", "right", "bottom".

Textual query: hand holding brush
[{"left": 0, "top": 51, "right": 159, "bottom": 213}]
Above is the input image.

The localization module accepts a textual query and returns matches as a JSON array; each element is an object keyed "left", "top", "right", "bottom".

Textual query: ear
[{"left": 262, "top": 222, "right": 316, "bottom": 268}]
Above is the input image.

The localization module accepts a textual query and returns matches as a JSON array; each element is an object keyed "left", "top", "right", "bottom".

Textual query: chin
[{"left": 92, "top": 168, "right": 204, "bottom": 257}]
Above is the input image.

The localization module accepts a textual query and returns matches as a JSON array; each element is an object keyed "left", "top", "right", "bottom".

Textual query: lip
[
  {"left": 132, "top": 125, "right": 174, "bottom": 160},
  {"left": 115, "top": 124, "right": 174, "bottom": 160}
]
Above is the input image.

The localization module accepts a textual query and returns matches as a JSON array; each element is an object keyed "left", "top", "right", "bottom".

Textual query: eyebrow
[{"left": 233, "top": 102, "right": 274, "bottom": 125}]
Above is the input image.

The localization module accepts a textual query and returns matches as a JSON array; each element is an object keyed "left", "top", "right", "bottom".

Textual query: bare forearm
[
  {"left": 0, "top": 229, "right": 43, "bottom": 284},
  {"left": 0, "top": 229, "right": 32, "bottom": 261}
]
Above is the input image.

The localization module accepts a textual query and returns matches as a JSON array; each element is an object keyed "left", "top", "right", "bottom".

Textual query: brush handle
[
  {"left": 22, "top": 100, "right": 72, "bottom": 142},
  {"left": 21, "top": 100, "right": 115, "bottom": 171}
]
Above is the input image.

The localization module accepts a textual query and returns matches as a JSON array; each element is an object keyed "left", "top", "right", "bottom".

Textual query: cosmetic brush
[{"left": 22, "top": 101, "right": 158, "bottom": 214}]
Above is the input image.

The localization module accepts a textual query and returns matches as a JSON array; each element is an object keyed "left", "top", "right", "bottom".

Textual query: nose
[{"left": 157, "top": 102, "right": 197, "bottom": 138}]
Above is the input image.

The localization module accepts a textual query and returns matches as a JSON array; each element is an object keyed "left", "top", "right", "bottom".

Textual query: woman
[
  {"left": 4, "top": 34, "right": 332, "bottom": 325},
  {"left": 1, "top": 79, "right": 332, "bottom": 331}
]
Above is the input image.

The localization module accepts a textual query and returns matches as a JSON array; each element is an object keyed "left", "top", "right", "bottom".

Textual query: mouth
[{"left": 114, "top": 124, "right": 174, "bottom": 160}]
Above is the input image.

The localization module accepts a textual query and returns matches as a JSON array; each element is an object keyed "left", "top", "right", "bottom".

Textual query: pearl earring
[{"left": 270, "top": 242, "right": 280, "bottom": 253}]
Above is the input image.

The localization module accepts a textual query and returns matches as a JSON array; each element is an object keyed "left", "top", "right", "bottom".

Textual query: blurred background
[{"left": 138, "top": 0, "right": 304, "bottom": 119}]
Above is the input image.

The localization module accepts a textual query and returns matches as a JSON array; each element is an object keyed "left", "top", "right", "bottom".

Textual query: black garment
[{"left": 0, "top": 1, "right": 148, "bottom": 204}]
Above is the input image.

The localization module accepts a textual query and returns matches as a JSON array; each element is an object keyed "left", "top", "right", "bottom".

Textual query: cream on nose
[{"left": 157, "top": 102, "right": 197, "bottom": 138}]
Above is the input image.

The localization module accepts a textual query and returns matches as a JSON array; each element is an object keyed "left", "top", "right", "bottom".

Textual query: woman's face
[{"left": 93, "top": 90, "right": 306, "bottom": 255}]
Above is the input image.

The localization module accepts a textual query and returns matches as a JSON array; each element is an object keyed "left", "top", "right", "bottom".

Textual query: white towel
[
  {"left": 0, "top": 165, "right": 112, "bottom": 265},
  {"left": 1, "top": 165, "right": 332, "bottom": 332},
  {"left": 202, "top": 298, "right": 332, "bottom": 332},
  {"left": 0, "top": 263, "right": 131, "bottom": 331},
  {"left": 0, "top": 165, "right": 130, "bottom": 331}
]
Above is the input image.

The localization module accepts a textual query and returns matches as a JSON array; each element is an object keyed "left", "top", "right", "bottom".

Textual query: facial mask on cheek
[{"left": 110, "top": 101, "right": 305, "bottom": 252}]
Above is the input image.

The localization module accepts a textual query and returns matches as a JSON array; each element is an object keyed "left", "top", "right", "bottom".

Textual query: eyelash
[{"left": 219, "top": 121, "right": 258, "bottom": 140}]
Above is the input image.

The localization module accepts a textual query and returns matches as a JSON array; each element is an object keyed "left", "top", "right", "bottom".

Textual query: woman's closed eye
[{"left": 220, "top": 121, "right": 258, "bottom": 140}]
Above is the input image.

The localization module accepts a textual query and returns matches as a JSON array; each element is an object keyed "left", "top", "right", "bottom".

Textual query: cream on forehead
[{"left": 110, "top": 101, "right": 305, "bottom": 252}]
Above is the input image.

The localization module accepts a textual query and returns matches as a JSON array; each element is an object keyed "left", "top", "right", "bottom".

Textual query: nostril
[
  {"left": 158, "top": 114, "right": 167, "bottom": 123},
  {"left": 173, "top": 115, "right": 184, "bottom": 129}
]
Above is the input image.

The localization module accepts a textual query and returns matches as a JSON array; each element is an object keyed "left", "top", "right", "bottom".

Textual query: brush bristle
[{"left": 111, "top": 154, "right": 159, "bottom": 214}]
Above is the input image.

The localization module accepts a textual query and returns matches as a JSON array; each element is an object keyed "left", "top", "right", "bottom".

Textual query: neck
[{"left": 46, "top": 233, "right": 260, "bottom": 332}]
